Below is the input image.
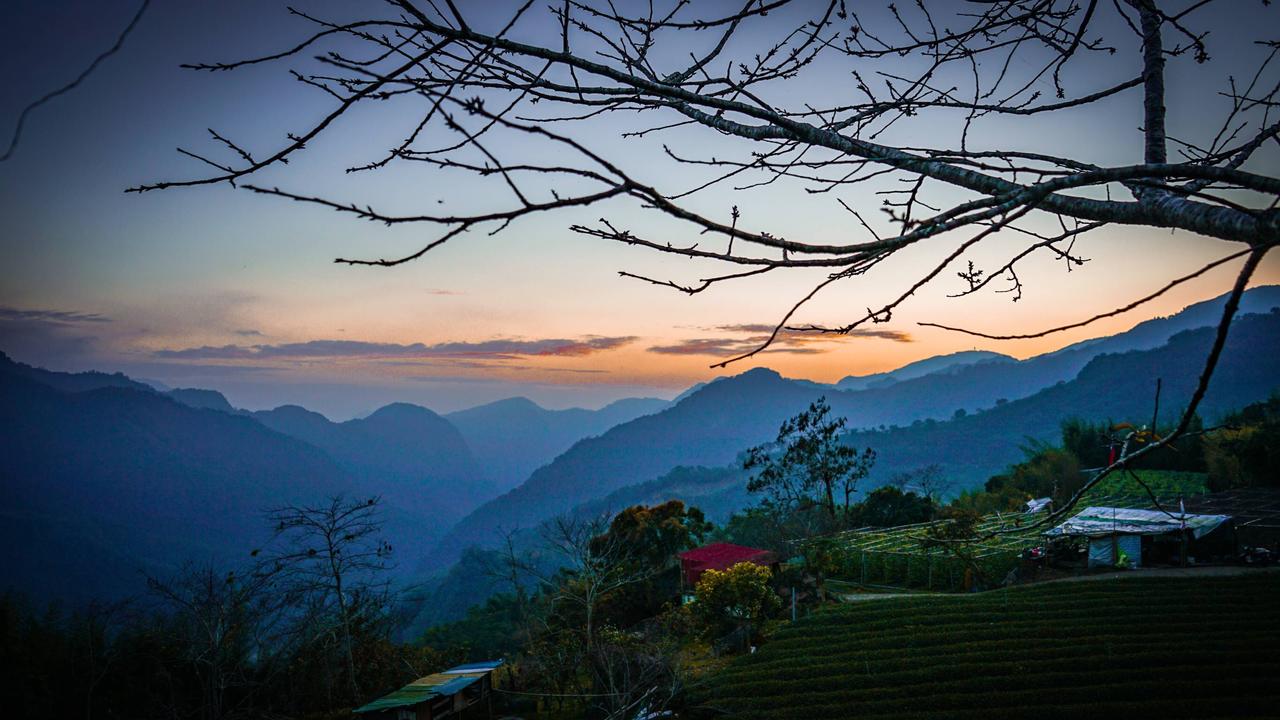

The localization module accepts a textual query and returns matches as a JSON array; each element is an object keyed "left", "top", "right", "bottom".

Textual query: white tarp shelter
[
  {"left": 1045, "top": 507, "right": 1232, "bottom": 569},
  {"left": 1044, "top": 506, "right": 1231, "bottom": 539}
]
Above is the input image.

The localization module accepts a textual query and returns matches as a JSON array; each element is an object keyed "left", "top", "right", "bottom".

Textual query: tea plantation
[
  {"left": 820, "top": 470, "right": 1212, "bottom": 592},
  {"left": 698, "top": 573, "right": 1280, "bottom": 719}
]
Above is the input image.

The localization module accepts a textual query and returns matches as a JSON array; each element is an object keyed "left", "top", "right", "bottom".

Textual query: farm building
[
  {"left": 678, "top": 542, "right": 779, "bottom": 589},
  {"left": 1045, "top": 506, "right": 1233, "bottom": 568},
  {"left": 353, "top": 660, "right": 502, "bottom": 719}
]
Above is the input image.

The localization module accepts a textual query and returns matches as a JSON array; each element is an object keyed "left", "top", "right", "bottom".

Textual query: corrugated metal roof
[
  {"left": 353, "top": 659, "right": 502, "bottom": 714},
  {"left": 353, "top": 674, "right": 479, "bottom": 713},
  {"left": 1045, "top": 506, "right": 1230, "bottom": 539},
  {"left": 443, "top": 660, "right": 504, "bottom": 674},
  {"left": 678, "top": 542, "right": 775, "bottom": 566}
]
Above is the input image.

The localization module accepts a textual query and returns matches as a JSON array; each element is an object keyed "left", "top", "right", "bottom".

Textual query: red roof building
[{"left": 677, "top": 542, "right": 779, "bottom": 588}]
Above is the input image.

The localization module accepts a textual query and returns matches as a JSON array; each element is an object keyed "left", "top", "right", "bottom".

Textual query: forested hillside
[
  {"left": 0, "top": 362, "right": 351, "bottom": 603},
  {"left": 846, "top": 310, "right": 1280, "bottom": 487}
]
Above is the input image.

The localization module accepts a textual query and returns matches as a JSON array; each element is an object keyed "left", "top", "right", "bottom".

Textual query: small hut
[
  {"left": 353, "top": 660, "right": 502, "bottom": 719},
  {"left": 1045, "top": 506, "right": 1232, "bottom": 568},
  {"left": 678, "top": 542, "right": 779, "bottom": 592}
]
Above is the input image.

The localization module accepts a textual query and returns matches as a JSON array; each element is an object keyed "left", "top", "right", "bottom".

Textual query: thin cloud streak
[
  {"left": 0, "top": 307, "right": 111, "bottom": 324},
  {"left": 649, "top": 326, "right": 912, "bottom": 357},
  {"left": 153, "top": 335, "right": 638, "bottom": 361}
]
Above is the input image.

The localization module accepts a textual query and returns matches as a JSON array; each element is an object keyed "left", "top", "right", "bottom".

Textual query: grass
[{"left": 696, "top": 573, "right": 1280, "bottom": 719}]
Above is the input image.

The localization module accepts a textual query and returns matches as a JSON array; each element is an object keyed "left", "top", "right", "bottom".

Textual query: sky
[{"left": 1, "top": 0, "right": 1277, "bottom": 419}]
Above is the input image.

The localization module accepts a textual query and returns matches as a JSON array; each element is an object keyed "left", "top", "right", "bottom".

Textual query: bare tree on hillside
[
  {"left": 888, "top": 464, "right": 953, "bottom": 502},
  {"left": 539, "top": 514, "right": 653, "bottom": 652},
  {"left": 263, "top": 496, "right": 394, "bottom": 704},
  {"left": 139, "top": 1, "right": 1278, "bottom": 522},
  {"left": 534, "top": 514, "right": 684, "bottom": 718},
  {"left": 147, "top": 563, "right": 282, "bottom": 720}
]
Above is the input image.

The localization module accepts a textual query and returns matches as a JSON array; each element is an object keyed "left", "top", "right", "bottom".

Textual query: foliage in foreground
[
  {"left": 697, "top": 574, "right": 1280, "bottom": 719},
  {"left": 692, "top": 562, "right": 781, "bottom": 643}
]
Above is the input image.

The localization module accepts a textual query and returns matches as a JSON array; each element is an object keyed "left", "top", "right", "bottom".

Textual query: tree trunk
[{"left": 329, "top": 540, "right": 361, "bottom": 704}]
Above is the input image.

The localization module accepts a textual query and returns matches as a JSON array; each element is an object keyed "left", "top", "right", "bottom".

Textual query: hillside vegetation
[
  {"left": 700, "top": 574, "right": 1280, "bottom": 719},
  {"left": 820, "top": 470, "right": 1211, "bottom": 592}
]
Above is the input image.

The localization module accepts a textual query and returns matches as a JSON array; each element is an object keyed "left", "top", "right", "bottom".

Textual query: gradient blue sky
[{"left": 2, "top": 0, "right": 1277, "bottom": 419}]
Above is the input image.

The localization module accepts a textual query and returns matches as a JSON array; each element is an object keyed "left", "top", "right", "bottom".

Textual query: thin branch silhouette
[{"left": 1, "top": 0, "right": 151, "bottom": 163}]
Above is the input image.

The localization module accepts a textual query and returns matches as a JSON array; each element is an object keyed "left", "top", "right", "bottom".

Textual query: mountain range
[
  {"left": 0, "top": 357, "right": 668, "bottom": 603},
  {"left": 3, "top": 286, "right": 1279, "bottom": 611},
  {"left": 432, "top": 287, "right": 1280, "bottom": 561}
]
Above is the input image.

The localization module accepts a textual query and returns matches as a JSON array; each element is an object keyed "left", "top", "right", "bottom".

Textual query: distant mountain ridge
[
  {"left": 155, "top": 382, "right": 671, "bottom": 498},
  {"left": 446, "top": 395, "right": 670, "bottom": 490},
  {"left": 166, "top": 387, "right": 242, "bottom": 413},
  {"left": 836, "top": 350, "right": 1013, "bottom": 391},
  {"left": 843, "top": 309, "right": 1280, "bottom": 488},
  {"left": 253, "top": 402, "right": 492, "bottom": 529},
  {"left": 156, "top": 385, "right": 670, "bottom": 517},
  {"left": 0, "top": 353, "right": 155, "bottom": 394},
  {"left": 434, "top": 366, "right": 828, "bottom": 561}
]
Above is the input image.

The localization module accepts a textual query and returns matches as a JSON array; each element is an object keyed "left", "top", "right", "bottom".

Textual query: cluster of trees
[
  {"left": 950, "top": 396, "right": 1280, "bottom": 515},
  {"left": 424, "top": 500, "right": 715, "bottom": 718},
  {"left": 1204, "top": 396, "right": 1280, "bottom": 492},
  {"left": 720, "top": 398, "right": 940, "bottom": 555},
  {"left": 0, "top": 497, "right": 452, "bottom": 720}
]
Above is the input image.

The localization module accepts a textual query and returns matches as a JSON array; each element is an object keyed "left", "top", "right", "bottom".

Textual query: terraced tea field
[
  {"left": 822, "top": 471, "right": 1211, "bottom": 591},
  {"left": 699, "top": 573, "right": 1280, "bottom": 719}
]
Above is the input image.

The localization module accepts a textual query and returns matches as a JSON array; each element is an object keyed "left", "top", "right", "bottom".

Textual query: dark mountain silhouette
[
  {"left": 163, "top": 385, "right": 500, "bottom": 533},
  {"left": 253, "top": 402, "right": 493, "bottom": 527},
  {"left": 163, "top": 385, "right": 668, "bottom": 515},
  {"left": 445, "top": 396, "right": 670, "bottom": 490},
  {"left": 836, "top": 350, "right": 1013, "bottom": 391},
  {"left": 167, "top": 387, "right": 241, "bottom": 413},
  {"left": 0, "top": 359, "right": 352, "bottom": 605},
  {"left": 433, "top": 287, "right": 1280, "bottom": 561},
  {"left": 0, "top": 352, "right": 154, "bottom": 394}
]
